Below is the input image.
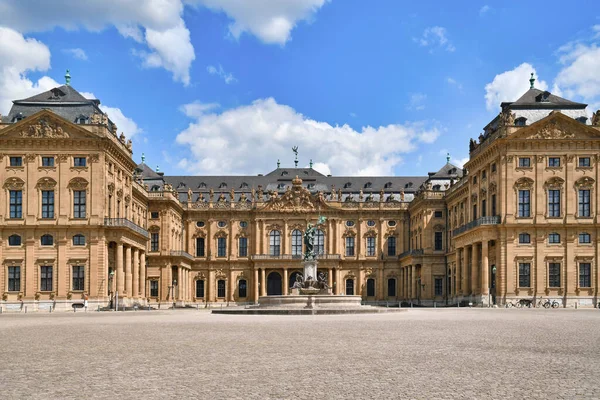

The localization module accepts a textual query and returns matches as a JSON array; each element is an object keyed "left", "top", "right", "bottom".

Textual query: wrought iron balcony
[
  {"left": 398, "top": 249, "right": 424, "bottom": 259},
  {"left": 170, "top": 250, "right": 194, "bottom": 261},
  {"left": 452, "top": 215, "right": 500, "bottom": 237},
  {"left": 104, "top": 218, "right": 149, "bottom": 238}
]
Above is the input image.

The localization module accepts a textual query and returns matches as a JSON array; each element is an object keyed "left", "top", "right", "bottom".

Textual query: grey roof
[
  {"left": 135, "top": 162, "right": 162, "bottom": 180},
  {"left": 501, "top": 88, "right": 586, "bottom": 110},
  {"left": 428, "top": 162, "right": 463, "bottom": 179},
  {"left": 2, "top": 84, "right": 116, "bottom": 132}
]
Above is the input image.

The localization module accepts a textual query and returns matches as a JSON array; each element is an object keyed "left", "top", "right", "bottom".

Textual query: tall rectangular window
[
  {"left": 9, "top": 190, "right": 22, "bottom": 219},
  {"left": 269, "top": 231, "right": 281, "bottom": 256},
  {"left": 292, "top": 230, "right": 302, "bottom": 256},
  {"left": 579, "top": 189, "right": 591, "bottom": 217},
  {"left": 366, "top": 237, "right": 375, "bottom": 256},
  {"left": 217, "top": 237, "right": 227, "bottom": 257},
  {"left": 238, "top": 280, "right": 247, "bottom": 298},
  {"left": 74, "top": 157, "right": 87, "bottom": 167},
  {"left": 239, "top": 237, "right": 248, "bottom": 257},
  {"left": 481, "top": 199, "right": 487, "bottom": 217},
  {"left": 151, "top": 233, "right": 159, "bottom": 251},
  {"left": 434, "top": 278, "right": 443, "bottom": 296},
  {"left": 41, "top": 190, "right": 54, "bottom": 218},
  {"left": 519, "top": 263, "right": 531, "bottom": 288},
  {"left": 518, "top": 190, "right": 530, "bottom": 217},
  {"left": 472, "top": 204, "right": 477, "bottom": 221},
  {"left": 548, "top": 190, "right": 561, "bottom": 217},
  {"left": 548, "top": 263, "right": 561, "bottom": 288},
  {"left": 579, "top": 263, "right": 591, "bottom": 288},
  {"left": 40, "top": 266, "right": 53, "bottom": 291},
  {"left": 42, "top": 157, "right": 54, "bottom": 167},
  {"left": 387, "top": 278, "right": 396, "bottom": 297},
  {"left": 387, "top": 236, "right": 396, "bottom": 256},
  {"left": 434, "top": 232, "right": 443, "bottom": 251},
  {"left": 491, "top": 194, "right": 497, "bottom": 216},
  {"left": 150, "top": 280, "right": 159, "bottom": 297},
  {"left": 8, "top": 266, "right": 20, "bottom": 292},
  {"left": 72, "top": 266, "right": 85, "bottom": 291},
  {"left": 73, "top": 190, "right": 86, "bottom": 218},
  {"left": 195, "top": 237, "right": 205, "bottom": 257},
  {"left": 345, "top": 237, "right": 355, "bottom": 257},
  {"left": 195, "top": 280, "right": 204, "bottom": 298},
  {"left": 217, "top": 280, "right": 226, "bottom": 297}
]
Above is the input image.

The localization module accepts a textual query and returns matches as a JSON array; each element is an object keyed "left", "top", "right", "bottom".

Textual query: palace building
[{"left": 1, "top": 73, "right": 599, "bottom": 310}]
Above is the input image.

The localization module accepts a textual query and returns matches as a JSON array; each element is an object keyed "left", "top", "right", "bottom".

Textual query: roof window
[
  {"left": 344, "top": 182, "right": 352, "bottom": 188},
  {"left": 515, "top": 117, "right": 527, "bottom": 126},
  {"left": 219, "top": 182, "right": 227, "bottom": 189}
]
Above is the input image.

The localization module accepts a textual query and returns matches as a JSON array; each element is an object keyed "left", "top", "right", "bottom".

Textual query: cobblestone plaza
[{"left": 1, "top": 309, "right": 599, "bottom": 399}]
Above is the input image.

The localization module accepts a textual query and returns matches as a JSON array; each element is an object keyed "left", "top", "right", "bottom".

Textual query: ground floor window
[
  {"left": 548, "top": 263, "right": 561, "bottom": 288},
  {"left": 72, "top": 266, "right": 85, "bottom": 291},
  {"left": 345, "top": 279, "right": 354, "bottom": 295},
  {"left": 196, "top": 280, "right": 205, "bottom": 298},
  {"left": 519, "top": 263, "right": 531, "bottom": 288},
  {"left": 238, "top": 279, "right": 247, "bottom": 298},
  {"left": 434, "top": 277, "right": 443, "bottom": 296},
  {"left": 40, "top": 266, "right": 53, "bottom": 292},
  {"left": 217, "top": 279, "right": 226, "bottom": 298},
  {"left": 366, "top": 278, "right": 375, "bottom": 297},
  {"left": 8, "top": 266, "right": 20, "bottom": 292},
  {"left": 150, "top": 280, "right": 159, "bottom": 297},
  {"left": 387, "top": 278, "right": 396, "bottom": 297},
  {"left": 579, "top": 263, "right": 591, "bottom": 288}
]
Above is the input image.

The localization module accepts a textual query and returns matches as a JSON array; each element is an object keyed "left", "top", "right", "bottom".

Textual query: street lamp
[{"left": 490, "top": 265, "right": 497, "bottom": 307}]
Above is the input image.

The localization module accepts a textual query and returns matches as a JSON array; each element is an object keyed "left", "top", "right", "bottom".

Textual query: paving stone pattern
[{"left": 1, "top": 309, "right": 599, "bottom": 399}]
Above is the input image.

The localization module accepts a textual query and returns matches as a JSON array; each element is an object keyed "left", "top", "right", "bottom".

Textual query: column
[
  {"left": 254, "top": 268, "right": 259, "bottom": 303},
  {"left": 132, "top": 248, "right": 139, "bottom": 299},
  {"left": 177, "top": 266, "right": 183, "bottom": 300},
  {"left": 461, "top": 247, "right": 468, "bottom": 296},
  {"left": 117, "top": 242, "right": 124, "bottom": 294},
  {"left": 471, "top": 244, "right": 479, "bottom": 295},
  {"left": 327, "top": 268, "right": 333, "bottom": 289},
  {"left": 208, "top": 269, "right": 215, "bottom": 302},
  {"left": 282, "top": 220, "right": 288, "bottom": 254},
  {"left": 260, "top": 268, "right": 266, "bottom": 296},
  {"left": 378, "top": 267, "right": 384, "bottom": 300},
  {"left": 283, "top": 268, "right": 288, "bottom": 295},
  {"left": 139, "top": 252, "right": 146, "bottom": 297},
  {"left": 229, "top": 269, "right": 236, "bottom": 302},
  {"left": 336, "top": 268, "right": 341, "bottom": 295},
  {"left": 412, "top": 265, "right": 418, "bottom": 299},
  {"left": 482, "top": 240, "right": 489, "bottom": 298},
  {"left": 456, "top": 248, "right": 462, "bottom": 296},
  {"left": 125, "top": 246, "right": 132, "bottom": 296}
]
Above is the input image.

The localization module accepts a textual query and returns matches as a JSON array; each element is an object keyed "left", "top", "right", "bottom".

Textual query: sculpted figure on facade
[
  {"left": 20, "top": 118, "right": 68, "bottom": 138},
  {"left": 187, "top": 188, "right": 193, "bottom": 202},
  {"left": 90, "top": 111, "right": 102, "bottom": 124},
  {"left": 499, "top": 109, "right": 515, "bottom": 127},
  {"left": 593, "top": 110, "right": 600, "bottom": 126},
  {"left": 209, "top": 188, "right": 214, "bottom": 202}
]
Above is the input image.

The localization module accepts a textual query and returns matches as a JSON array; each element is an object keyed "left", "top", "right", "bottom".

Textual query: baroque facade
[{"left": 1, "top": 75, "right": 599, "bottom": 310}]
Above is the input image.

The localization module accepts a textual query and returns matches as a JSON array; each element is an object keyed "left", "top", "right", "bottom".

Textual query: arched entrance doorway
[
  {"left": 267, "top": 272, "right": 282, "bottom": 295},
  {"left": 289, "top": 270, "right": 302, "bottom": 290}
]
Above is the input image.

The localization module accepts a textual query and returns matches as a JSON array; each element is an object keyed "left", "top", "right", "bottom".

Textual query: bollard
[
  {"left": 575, "top": 302, "right": 578, "bottom": 309},
  {"left": 0, "top": 306, "right": 2, "bottom": 314},
  {"left": 74, "top": 306, "right": 76, "bottom": 313},
  {"left": 24, "top": 306, "right": 27, "bottom": 313},
  {"left": 410, "top": 302, "right": 413, "bottom": 308},
  {"left": 434, "top": 302, "right": 436, "bottom": 308}
]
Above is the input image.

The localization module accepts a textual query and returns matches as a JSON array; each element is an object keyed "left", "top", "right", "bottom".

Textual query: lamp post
[
  {"left": 169, "top": 279, "right": 177, "bottom": 309},
  {"left": 490, "top": 265, "right": 497, "bottom": 307},
  {"left": 108, "top": 270, "right": 115, "bottom": 310},
  {"left": 416, "top": 276, "right": 425, "bottom": 305}
]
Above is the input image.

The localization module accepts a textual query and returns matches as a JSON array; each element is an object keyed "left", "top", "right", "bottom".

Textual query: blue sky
[{"left": 1, "top": 0, "right": 599, "bottom": 176}]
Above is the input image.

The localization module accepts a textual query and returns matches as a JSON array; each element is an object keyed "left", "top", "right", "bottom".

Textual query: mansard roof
[
  {"left": 428, "top": 162, "right": 463, "bottom": 179},
  {"left": 501, "top": 88, "right": 586, "bottom": 110}
]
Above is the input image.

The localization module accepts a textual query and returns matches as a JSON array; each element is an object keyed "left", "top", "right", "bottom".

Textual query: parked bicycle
[{"left": 536, "top": 297, "right": 560, "bottom": 308}]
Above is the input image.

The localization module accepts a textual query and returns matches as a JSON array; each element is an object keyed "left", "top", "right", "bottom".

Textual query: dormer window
[
  {"left": 13, "top": 113, "right": 24, "bottom": 122},
  {"left": 344, "top": 182, "right": 352, "bottom": 188},
  {"left": 240, "top": 182, "right": 249, "bottom": 189},
  {"left": 277, "top": 183, "right": 286, "bottom": 189},
  {"left": 433, "top": 185, "right": 441, "bottom": 191},
  {"left": 576, "top": 117, "right": 588, "bottom": 124},
  {"left": 151, "top": 185, "right": 160, "bottom": 191},
  {"left": 177, "top": 182, "right": 186, "bottom": 189},
  {"left": 76, "top": 115, "right": 88, "bottom": 124},
  {"left": 364, "top": 182, "right": 372, "bottom": 189},
  {"left": 405, "top": 182, "right": 413, "bottom": 188},
  {"left": 449, "top": 168, "right": 456, "bottom": 174},
  {"left": 384, "top": 182, "right": 392, "bottom": 189},
  {"left": 307, "top": 183, "right": 315, "bottom": 189},
  {"left": 515, "top": 117, "right": 527, "bottom": 126},
  {"left": 535, "top": 91, "right": 551, "bottom": 102},
  {"left": 219, "top": 182, "right": 227, "bottom": 189},
  {"left": 281, "top": 171, "right": 288, "bottom": 176},
  {"left": 198, "top": 182, "right": 207, "bottom": 189}
]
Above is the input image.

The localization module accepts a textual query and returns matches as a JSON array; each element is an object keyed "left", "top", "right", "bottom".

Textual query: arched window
[
  {"left": 518, "top": 233, "right": 530, "bottom": 244},
  {"left": 269, "top": 230, "right": 281, "bottom": 256},
  {"left": 72, "top": 234, "right": 86, "bottom": 246},
  {"left": 40, "top": 234, "right": 54, "bottom": 246},
  {"left": 548, "top": 232, "right": 561, "bottom": 244},
  {"left": 238, "top": 279, "right": 247, "bottom": 298},
  {"left": 217, "top": 279, "right": 226, "bottom": 298},
  {"left": 195, "top": 280, "right": 205, "bottom": 298},
  {"left": 8, "top": 234, "right": 21, "bottom": 246},
  {"left": 315, "top": 229, "right": 325, "bottom": 255},
  {"left": 345, "top": 279, "right": 354, "bottom": 295},
  {"left": 366, "top": 278, "right": 376, "bottom": 297},
  {"left": 292, "top": 230, "right": 303, "bottom": 256}
]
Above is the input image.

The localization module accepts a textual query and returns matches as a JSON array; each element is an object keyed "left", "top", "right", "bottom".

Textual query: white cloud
[
  {"left": 479, "top": 5, "right": 490, "bottom": 16},
  {"left": 187, "top": 0, "right": 329, "bottom": 45},
  {"left": 176, "top": 98, "right": 440, "bottom": 176},
  {"left": 407, "top": 93, "right": 427, "bottom": 111},
  {"left": 0, "top": 0, "right": 194, "bottom": 85},
  {"left": 446, "top": 77, "right": 462, "bottom": 90},
  {"left": 62, "top": 48, "right": 88, "bottom": 61},
  {"left": 414, "top": 26, "right": 455, "bottom": 52},
  {"left": 555, "top": 43, "right": 600, "bottom": 100},
  {"left": 179, "top": 101, "right": 220, "bottom": 118},
  {"left": 99, "top": 105, "right": 142, "bottom": 138},
  {"left": 484, "top": 63, "right": 548, "bottom": 111},
  {"left": 311, "top": 162, "right": 331, "bottom": 176},
  {"left": 206, "top": 64, "right": 237, "bottom": 84}
]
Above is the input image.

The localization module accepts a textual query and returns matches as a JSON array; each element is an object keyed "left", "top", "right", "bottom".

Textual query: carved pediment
[
  {"left": 19, "top": 117, "right": 69, "bottom": 138},
  {"left": 68, "top": 177, "right": 88, "bottom": 190},
  {"left": 3, "top": 177, "right": 25, "bottom": 190},
  {"left": 514, "top": 177, "right": 534, "bottom": 189},
  {"left": 37, "top": 177, "right": 57, "bottom": 190},
  {"left": 545, "top": 177, "right": 564, "bottom": 188},
  {"left": 260, "top": 175, "right": 328, "bottom": 212}
]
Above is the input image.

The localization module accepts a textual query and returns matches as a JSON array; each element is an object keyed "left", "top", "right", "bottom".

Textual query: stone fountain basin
[
  {"left": 299, "top": 288, "right": 321, "bottom": 295},
  {"left": 258, "top": 295, "right": 363, "bottom": 309}
]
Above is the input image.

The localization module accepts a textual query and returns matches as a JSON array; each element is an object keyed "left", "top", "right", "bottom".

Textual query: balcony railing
[
  {"left": 251, "top": 254, "right": 341, "bottom": 261},
  {"left": 398, "top": 249, "right": 424, "bottom": 259},
  {"left": 104, "top": 218, "right": 149, "bottom": 238},
  {"left": 452, "top": 215, "right": 500, "bottom": 237},
  {"left": 170, "top": 250, "right": 194, "bottom": 261}
]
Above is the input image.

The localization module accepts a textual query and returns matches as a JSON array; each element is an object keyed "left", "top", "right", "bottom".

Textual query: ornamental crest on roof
[{"left": 261, "top": 175, "right": 328, "bottom": 212}]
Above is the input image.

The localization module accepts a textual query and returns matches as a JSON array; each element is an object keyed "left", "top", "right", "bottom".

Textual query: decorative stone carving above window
[
  {"left": 342, "top": 228, "right": 356, "bottom": 238},
  {"left": 489, "top": 182, "right": 497, "bottom": 194},
  {"left": 4, "top": 177, "right": 25, "bottom": 190},
  {"left": 575, "top": 176, "right": 595, "bottom": 188},
  {"left": 37, "top": 178, "right": 57, "bottom": 190},
  {"left": 514, "top": 177, "right": 534, "bottom": 190},
  {"left": 363, "top": 229, "right": 377, "bottom": 238},
  {"left": 107, "top": 183, "right": 115, "bottom": 194},
  {"left": 68, "top": 178, "right": 88, "bottom": 190},
  {"left": 544, "top": 177, "right": 564, "bottom": 188},
  {"left": 116, "top": 189, "right": 123, "bottom": 198}
]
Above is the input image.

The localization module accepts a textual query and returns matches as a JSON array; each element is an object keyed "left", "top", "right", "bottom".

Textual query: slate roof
[
  {"left": 2, "top": 84, "right": 116, "bottom": 132},
  {"left": 501, "top": 88, "right": 586, "bottom": 110},
  {"left": 428, "top": 162, "right": 463, "bottom": 179}
]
